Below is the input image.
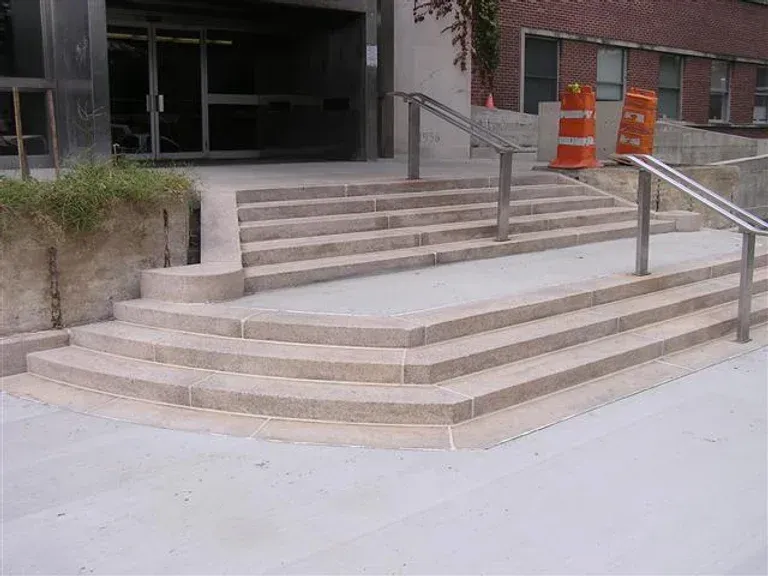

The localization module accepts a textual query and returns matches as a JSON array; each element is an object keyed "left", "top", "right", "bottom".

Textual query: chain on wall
[{"left": 413, "top": 0, "right": 500, "bottom": 84}]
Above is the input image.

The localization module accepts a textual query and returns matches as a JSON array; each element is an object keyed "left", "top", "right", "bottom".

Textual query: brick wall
[
  {"left": 731, "top": 63, "right": 758, "bottom": 123},
  {"left": 681, "top": 57, "right": 711, "bottom": 124},
  {"left": 478, "top": 0, "right": 768, "bottom": 114},
  {"left": 559, "top": 41, "right": 598, "bottom": 89},
  {"left": 627, "top": 50, "right": 660, "bottom": 92}
]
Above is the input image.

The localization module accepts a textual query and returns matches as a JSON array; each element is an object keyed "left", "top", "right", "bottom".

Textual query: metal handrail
[
  {"left": 401, "top": 92, "right": 526, "bottom": 153},
  {"left": 390, "top": 91, "right": 522, "bottom": 240},
  {"left": 639, "top": 154, "right": 768, "bottom": 231},
  {"left": 621, "top": 153, "right": 767, "bottom": 343}
]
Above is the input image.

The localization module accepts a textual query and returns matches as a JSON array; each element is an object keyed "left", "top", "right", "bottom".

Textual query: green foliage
[
  {"left": 0, "top": 159, "right": 192, "bottom": 240},
  {"left": 414, "top": 0, "right": 500, "bottom": 83}
]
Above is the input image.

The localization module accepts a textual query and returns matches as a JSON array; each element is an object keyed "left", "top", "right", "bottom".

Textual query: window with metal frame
[
  {"left": 658, "top": 54, "right": 682, "bottom": 119},
  {"left": 523, "top": 36, "right": 558, "bottom": 115},
  {"left": 755, "top": 67, "right": 767, "bottom": 123},
  {"left": 597, "top": 47, "right": 625, "bottom": 101},
  {"left": 709, "top": 60, "right": 730, "bottom": 122}
]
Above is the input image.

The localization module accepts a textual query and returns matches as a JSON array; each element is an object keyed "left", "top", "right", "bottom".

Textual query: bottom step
[
  {"left": 5, "top": 322, "right": 766, "bottom": 451},
  {"left": 17, "top": 298, "right": 768, "bottom": 429}
]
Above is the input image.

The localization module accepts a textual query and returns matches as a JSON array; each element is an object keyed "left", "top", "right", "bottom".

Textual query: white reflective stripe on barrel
[
  {"left": 558, "top": 136, "right": 595, "bottom": 146},
  {"left": 560, "top": 109, "right": 595, "bottom": 119},
  {"left": 619, "top": 134, "right": 641, "bottom": 146}
]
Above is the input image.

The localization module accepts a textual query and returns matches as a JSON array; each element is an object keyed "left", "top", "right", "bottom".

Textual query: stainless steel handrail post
[
  {"left": 497, "top": 151, "right": 513, "bottom": 241},
  {"left": 635, "top": 169, "right": 652, "bottom": 276},
  {"left": 407, "top": 100, "right": 421, "bottom": 180},
  {"left": 737, "top": 231, "right": 756, "bottom": 343}
]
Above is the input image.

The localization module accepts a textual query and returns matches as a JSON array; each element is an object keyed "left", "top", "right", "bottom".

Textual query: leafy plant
[
  {"left": 0, "top": 159, "right": 192, "bottom": 241},
  {"left": 414, "top": 0, "right": 500, "bottom": 83}
]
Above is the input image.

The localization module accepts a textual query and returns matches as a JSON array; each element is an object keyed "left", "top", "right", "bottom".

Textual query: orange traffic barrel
[
  {"left": 550, "top": 85, "right": 600, "bottom": 169},
  {"left": 616, "top": 87, "right": 658, "bottom": 155}
]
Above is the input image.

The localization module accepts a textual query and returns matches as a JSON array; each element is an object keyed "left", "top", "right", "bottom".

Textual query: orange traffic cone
[{"left": 485, "top": 93, "right": 496, "bottom": 109}]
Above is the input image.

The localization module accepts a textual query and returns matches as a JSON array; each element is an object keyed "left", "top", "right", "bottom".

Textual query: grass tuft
[{"left": 0, "top": 159, "right": 193, "bottom": 239}]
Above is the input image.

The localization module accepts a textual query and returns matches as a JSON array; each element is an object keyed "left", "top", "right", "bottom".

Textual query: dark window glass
[
  {"left": 0, "top": 91, "right": 49, "bottom": 155},
  {"left": 524, "top": 37, "right": 558, "bottom": 115},
  {"left": 0, "top": 0, "right": 45, "bottom": 78}
]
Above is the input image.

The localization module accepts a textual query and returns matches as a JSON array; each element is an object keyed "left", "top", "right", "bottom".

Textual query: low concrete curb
[{"left": 1, "top": 330, "right": 69, "bottom": 377}]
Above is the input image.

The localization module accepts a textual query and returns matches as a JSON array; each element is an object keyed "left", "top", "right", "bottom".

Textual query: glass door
[
  {"left": 108, "top": 25, "right": 153, "bottom": 156},
  {"left": 152, "top": 27, "right": 204, "bottom": 158}
]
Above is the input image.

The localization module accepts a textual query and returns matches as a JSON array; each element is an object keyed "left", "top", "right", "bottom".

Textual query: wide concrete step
[
  {"left": 114, "top": 253, "right": 766, "bottom": 347},
  {"left": 244, "top": 219, "right": 677, "bottom": 292},
  {"left": 241, "top": 207, "right": 638, "bottom": 266},
  {"left": 25, "top": 347, "right": 470, "bottom": 425},
  {"left": 66, "top": 321, "right": 405, "bottom": 384},
  {"left": 237, "top": 184, "right": 597, "bottom": 222},
  {"left": 442, "top": 298, "right": 768, "bottom": 418},
  {"left": 239, "top": 195, "right": 615, "bottom": 242},
  {"left": 24, "top": 299, "right": 768, "bottom": 425},
  {"left": 235, "top": 173, "right": 563, "bottom": 204},
  {"left": 76, "top": 269, "right": 768, "bottom": 386},
  {"left": 403, "top": 270, "right": 768, "bottom": 383}
]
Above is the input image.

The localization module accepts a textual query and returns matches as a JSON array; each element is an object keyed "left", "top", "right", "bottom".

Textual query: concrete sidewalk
[{"left": 2, "top": 348, "right": 766, "bottom": 575}]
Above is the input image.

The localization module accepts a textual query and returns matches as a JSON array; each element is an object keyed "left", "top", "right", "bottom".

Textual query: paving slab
[{"left": 2, "top": 348, "right": 765, "bottom": 575}]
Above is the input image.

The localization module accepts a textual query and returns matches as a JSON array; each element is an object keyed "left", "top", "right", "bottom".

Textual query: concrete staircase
[
  {"left": 14, "top": 252, "right": 767, "bottom": 448},
  {"left": 237, "top": 174, "right": 676, "bottom": 292}
]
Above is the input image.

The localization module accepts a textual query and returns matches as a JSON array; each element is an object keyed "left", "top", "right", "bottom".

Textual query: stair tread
[
  {"left": 244, "top": 219, "right": 672, "bottom": 278},
  {"left": 238, "top": 194, "right": 611, "bottom": 230},
  {"left": 408, "top": 270, "right": 766, "bottom": 362},
  {"left": 29, "top": 346, "right": 462, "bottom": 405},
  {"left": 237, "top": 183, "right": 589, "bottom": 211},
  {"left": 442, "top": 298, "right": 768, "bottom": 399},
  {"left": 241, "top": 206, "right": 637, "bottom": 253}
]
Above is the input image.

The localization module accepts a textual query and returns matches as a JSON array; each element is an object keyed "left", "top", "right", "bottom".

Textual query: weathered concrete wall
[
  {"left": 393, "top": 1, "right": 471, "bottom": 159},
  {"left": 470, "top": 106, "right": 538, "bottom": 149},
  {"left": 710, "top": 154, "right": 768, "bottom": 218},
  {"left": 537, "top": 102, "right": 762, "bottom": 164},
  {"left": 0, "top": 203, "right": 188, "bottom": 337},
  {"left": 570, "top": 165, "right": 741, "bottom": 229}
]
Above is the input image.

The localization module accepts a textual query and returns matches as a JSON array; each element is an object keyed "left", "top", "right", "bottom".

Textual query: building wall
[{"left": 479, "top": 0, "right": 768, "bottom": 127}]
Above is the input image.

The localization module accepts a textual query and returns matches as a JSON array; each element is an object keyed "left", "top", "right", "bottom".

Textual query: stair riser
[
  {"left": 244, "top": 209, "right": 641, "bottom": 267},
  {"left": 26, "top": 353, "right": 193, "bottom": 406},
  {"left": 405, "top": 318, "right": 619, "bottom": 384},
  {"left": 244, "top": 222, "right": 673, "bottom": 293},
  {"left": 241, "top": 215, "right": 389, "bottom": 243},
  {"left": 189, "top": 386, "right": 471, "bottom": 425},
  {"left": 69, "top": 330, "right": 404, "bottom": 384},
  {"left": 435, "top": 221, "right": 676, "bottom": 266},
  {"left": 238, "top": 185, "right": 596, "bottom": 223},
  {"left": 239, "top": 197, "right": 616, "bottom": 243},
  {"left": 243, "top": 233, "right": 423, "bottom": 266},
  {"left": 245, "top": 253, "right": 436, "bottom": 292}
]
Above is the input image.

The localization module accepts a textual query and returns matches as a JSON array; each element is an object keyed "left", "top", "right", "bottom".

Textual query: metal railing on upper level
[
  {"left": 622, "top": 153, "right": 768, "bottom": 343},
  {"left": 390, "top": 92, "right": 525, "bottom": 241}
]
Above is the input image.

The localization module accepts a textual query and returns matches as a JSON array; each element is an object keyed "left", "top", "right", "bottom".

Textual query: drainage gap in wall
[{"left": 188, "top": 202, "right": 201, "bottom": 265}]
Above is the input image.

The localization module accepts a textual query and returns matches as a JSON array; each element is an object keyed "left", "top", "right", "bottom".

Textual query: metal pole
[
  {"left": 45, "top": 89, "right": 61, "bottom": 178},
  {"left": 736, "top": 231, "right": 756, "bottom": 343},
  {"left": 496, "top": 150, "right": 513, "bottom": 241},
  {"left": 12, "top": 88, "right": 30, "bottom": 180},
  {"left": 635, "top": 169, "right": 652, "bottom": 276},
  {"left": 407, "top": 101, "right": 421, "bottom": 180}
]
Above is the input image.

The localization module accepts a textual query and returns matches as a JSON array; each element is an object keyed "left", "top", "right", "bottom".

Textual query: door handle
[
  {"left": 146, "top": 94, "right": 152, "bottom": 112},
  {"left": 158, "top": 94, "right": 165, "bottom": 113}
]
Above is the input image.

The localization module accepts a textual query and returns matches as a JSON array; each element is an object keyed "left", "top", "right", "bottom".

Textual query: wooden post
[
  {"left": 46, "top": 89, "right": 61, "bottom": 178},
  {"left": 12, "top": 88, "right": 30, "bottom": 180}
]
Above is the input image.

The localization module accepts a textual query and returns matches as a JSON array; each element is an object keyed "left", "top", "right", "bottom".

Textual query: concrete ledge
[
  {"left": 1, "top": 330, "right": 69, "bottom": 377},
  {"left": 655, "top": 210, "right": 704, "bottom": 232},
  {"left": 141, "top": 263, "right": 245, "bottom": 303}
]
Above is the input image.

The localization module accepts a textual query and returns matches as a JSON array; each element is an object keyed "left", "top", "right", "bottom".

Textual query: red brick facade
[{"left": 475, "top": 0, "right": 768, "bottom": 125}]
